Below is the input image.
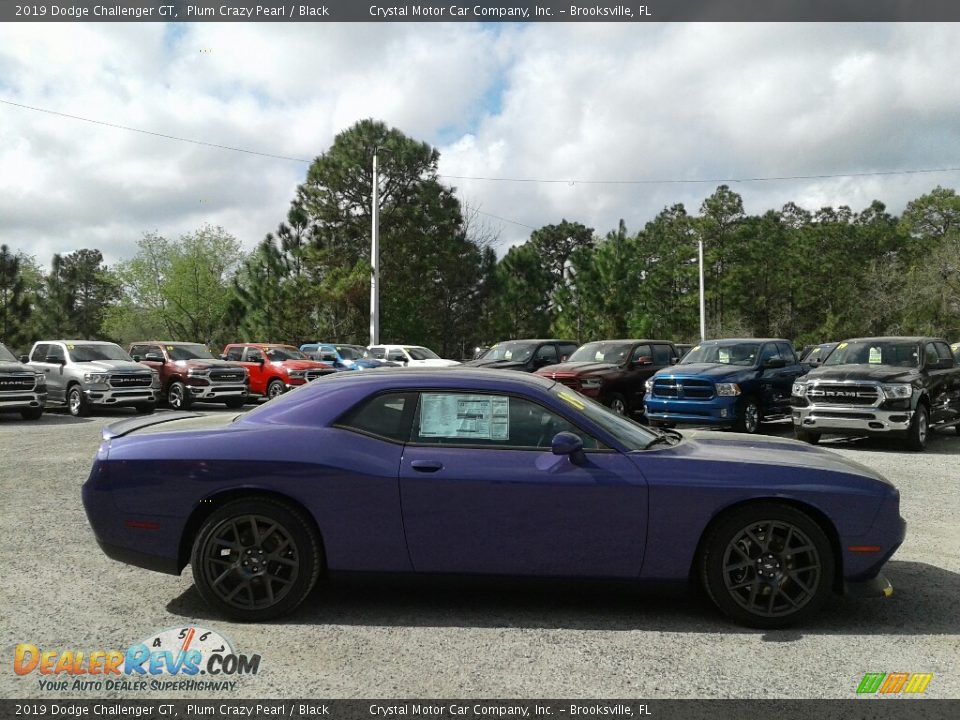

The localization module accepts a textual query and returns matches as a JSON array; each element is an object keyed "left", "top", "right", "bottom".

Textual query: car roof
[
  {"left": 130, "top": 341, "right": 203, "bottom": 345},
  {"left": 493, "top": 338, "right": 577, "bottom": 343},
  {"left": 51, "top": 339, "right": 118, "bottom": 345},
  {"left": 310, "top": 366, "right": 557, "bottom": 391},
  {"left": 698, "top": 338, "right": 790, "bottom": 344},
  {"left": 841, "top": 336, "right": 934, "bottom": 343},
  {"left": 578, "top": 339, "right": 674, "bottom": 344}
]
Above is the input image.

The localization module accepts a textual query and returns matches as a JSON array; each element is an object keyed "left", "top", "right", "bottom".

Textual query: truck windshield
[
  {"left": 485, "top": 342, "right": 536, "bottom": 362},
  {"left": 405, "top": 347, "right": 440, "bottom": 360},
  {"left": 549, "top": 385, "right": 658, "bottom": 450},
  {"left": 169, "top": 344, "right": 215, "bottom": 361},
  {"left": 0, "top": 343, "right": 19, "bottom": 363},
  {"left": 824, "top": 340, "right": 920, "bottom": 368},
  {"left": 338, "top": 346, "right": 365, "bottom": 360},
  {"left": 69, "top": 344, "right": 132, "bottom": 362},
  {"left": 568, "top": 342, "right": 633, "bottom": 365},
  {"left": 681, "top": 343, "right": 759, "bottom": 367},
  {"left": 266, "top": 347, "right": 308, "bottom": 361}
]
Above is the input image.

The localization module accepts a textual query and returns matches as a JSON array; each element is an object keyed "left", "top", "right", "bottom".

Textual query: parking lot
[{"left": 2, "top": 407, "right": 958, "bottom": 699}]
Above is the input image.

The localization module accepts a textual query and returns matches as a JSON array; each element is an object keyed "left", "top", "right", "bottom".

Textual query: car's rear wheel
[
  {"left": 266, "top": 379, "right": 285, "bottom": 401},
  {"left": 607, "top": 393, "right": 628, "bottom": 416},
  {"left": 905, "top": 405, "right": 928, "bottom": 451},
  {"left": 794, "top": 428, "right": 820, "bottom": 445},
  {"left": 167, "top": 380, "right": 191, "bottom": 410},
  {"left": 191, "top": 497, "right": 322, "bottom": 621},
  {"left": 67, "top": 385, "right": 89, "bottom": 417},
  {"left": 734, "top": 397, "right": 761, "bottom": 434},
  {"left": 700, "top": 502, "right": 834, "bottom": 628}
]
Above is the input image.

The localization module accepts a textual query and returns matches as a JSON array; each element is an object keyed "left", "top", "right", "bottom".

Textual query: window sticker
[
  {"left": 167, "top": 345, "right": 175, "bottom": 351},
  {"left": 557, "top": 390, "right": 586, "bottom": 410},
  {"left": 691, "top": 345, "right": 700, "bottom": 353},
  {"left": 66, "top": 344, "right": 75, "bottom": 350},
  {"left": 868, "top": 347, "right": 881, "bottom": 364},
  {"left": 420, "top": 394, "right": 509, "bottom": 440},
  {"left": 595, "top": 351, "right": 604, "bottom": 361},
  {"left": 504, "top": 350, "right": 513, "bottom": 360},
  {"left": 719, "top": 349, "right": 730, "bottom": 363},
  {"left": 837, "top": 342, "right": 848, "bottom": 349}
]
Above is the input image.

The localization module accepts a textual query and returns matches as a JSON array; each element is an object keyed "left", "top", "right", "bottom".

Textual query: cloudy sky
[{"left": 2, "top": 21, "right": 960, "bottom": 268}]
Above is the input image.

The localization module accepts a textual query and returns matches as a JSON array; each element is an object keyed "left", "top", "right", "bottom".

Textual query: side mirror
[
  {"left": 144, "top": 353, "right": 165, "bottom": 363},
  {"left": 670, "top": 357, "right": 679, "bottom": 365},
  {"left": 20, "top": 354, "right": 29, "bottom": 363},
  {"left": 45, "top": 355, "right": 64, "bottom": 365},
  {"left": 220, "top": 354, "right": 228, "bottom": 360},
  {"left": 764, "top": 357, "right": 786, "bottom": 369},
  {"left": 551, "top": 431, "right": 586, "bottom": 465},
  {"left": 633, "top": 356, "right": 653, "bottom": 366},
  {"left": 936, "top": 357, "right": 955, "bottom": 370}
]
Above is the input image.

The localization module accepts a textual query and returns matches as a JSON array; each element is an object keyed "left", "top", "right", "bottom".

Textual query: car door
[
  {"left": 774, "top": 342, "right": 805, "bottom": 412},
  {"left": 531, "top": 343, "right": 559, "bottom": 371},
  {"left": 241, "top": 346, "right": 268, "bottom": 393},
  {"left": 31, "top": 343, "right": 67, "bottom": 404},
  {"left": 933, "top": 341, "right": 960, "bottom": 425},
  {"left": 925, "top": 341, "right": 958, "bottom": 426},
  {"left": 399, "top": 390, "right": 648, "bottom": 578}
]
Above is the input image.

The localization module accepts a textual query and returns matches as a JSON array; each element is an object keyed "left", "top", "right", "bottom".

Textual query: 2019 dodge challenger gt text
[{"left": 82, "top": 369, "right": 906, "bottom": 628}]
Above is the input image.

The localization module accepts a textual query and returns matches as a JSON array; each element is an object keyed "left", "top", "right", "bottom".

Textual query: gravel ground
[{"left": 1, "top": 407, "right": 957, "bottom": 700}]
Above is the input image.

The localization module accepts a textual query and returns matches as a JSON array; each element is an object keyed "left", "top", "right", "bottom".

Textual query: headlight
[
  {"left": 644, "top": 379, "right": 654, "bottom": 393},
  {"left": 83, "top": 372, "right": 110, "bottom": 384},
  {"left": 581, "top": 378, "right": 602, "bottom": 389},
  {"left": 288, "top": 370, "right": 305, "bottom": 379},
  {"left": 187, "top": 368, "right": 209, "bottom": 377},
  {"left": 881, "top": 383, "right": 912, "bottom": 400},
  {"left": 715, "top": 383, "right": 741, "bottom": 396},
  {"left": 35, "top": 373, "right": 46, "bottom": 386},
  {"left": 150, "top": 370, "right": 160, "bottom": 387},
  {"left": 792, "top": 382, "right": 807, "bottom": 397}
]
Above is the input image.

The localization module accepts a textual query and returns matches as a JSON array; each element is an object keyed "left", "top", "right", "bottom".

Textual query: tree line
[{"left": 2, "top": 120, "right": 958, "bottom": 357}]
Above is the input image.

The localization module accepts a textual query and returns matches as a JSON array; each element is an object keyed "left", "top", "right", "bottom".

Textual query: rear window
[{"left": 336, "top": 392, "right": 416, "bottom": 443}]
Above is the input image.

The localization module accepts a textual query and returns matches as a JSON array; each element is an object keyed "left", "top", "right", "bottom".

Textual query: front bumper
[
  {"left": 0, "top": 390, "right": 47, "bottom": 411},
  {"left": 793, "top": 405, "right": 913, "bottom": 435},
  {"left": 644, "top": 395, "right": 739, "bottom": 426},
  {"left": 84, "top": 385, "right": 159, "bottom": 407},
  {"left": 187, "top": 382, "right": 248, "bottom": 401}
]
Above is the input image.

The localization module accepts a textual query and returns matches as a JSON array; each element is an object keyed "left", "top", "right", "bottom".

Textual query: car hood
[
  {"left": 272, "top": 360, "right": 331, "bottom": 370},
  {"left": 464, "top": 359, "right": 530, "bottom": 371},
  {"left": 170, "top": 359, "right": 244, "bottom": 370},
  {"left": 537, "top": 361, "right": 620, "bottom": 378},
  {"left": 803, "top": 364, "right": 920, "bottom": 383},
  {"left": 667, "top": 430, "right": 892, "bottom": 485},
  {"left": 0, "top": 362, "right": 37, "bottom": 374},
  {"left": 74, "top": 360, "right": 152, "bottom": 373},
  {"left": 655, "top": 363, "right": 755, "bottom": 380},
  {"left": 408, "top": 358, "right": 460, "bottom": 367}
]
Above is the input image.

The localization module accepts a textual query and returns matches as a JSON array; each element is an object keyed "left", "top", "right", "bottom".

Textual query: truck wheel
[
  {"left": 734, "top": 397, "right": 761, "bottom": 434},
  {"left": 67, "top": 385, "right": 90, "bottom": 418},
  {"left": 224, "top": 397, "right": 246, "bottom": 410},
  {"left": 167, "top": 380, "right": 191, "bottom": 410},
  {"left": 135, "top": 403, "right": 156, "bottom": 415},
  {"left": 266, "top": 379, "right": 285, "bottom": 400},
  {"left": 606, "top": 393, "right": 628, "bottom": 416},
  {"left": 905, "top": 405, "right": 929, "bottom": 451},
  {"left": 20, "top": 407, "right": 44, "bottom": 420},
  {"left": 794, "top": 428, "right": 820, "bottom": 445}
]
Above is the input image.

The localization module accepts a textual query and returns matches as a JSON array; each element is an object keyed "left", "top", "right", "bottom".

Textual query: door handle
[{"left": 411, "top": 460, "right": 443, "bottom": 472}]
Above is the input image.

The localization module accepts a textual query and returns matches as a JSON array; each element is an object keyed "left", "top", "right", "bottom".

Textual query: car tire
[
  {"left": 135, "top": 403, "right": 156, "bottom": 415},
  {"left": 734, "top": 396, "right": 761, "bottom": 434},
  {"left": 224, "top": 397, "right": 246, "bottom": 410},
  {"left": 905, "top": 404, "right": 929, "bottom": 451},
  {"left": 67, "top": 385, "right": 89, "bottom": 417},
  {"left": 606, "top": 393, "right": 628, "bottom": 416},
  {"left": 795, "top": 428, "right": 820, "bottom": 445},
  {"left": 167, "top": 380, "right": 191, "bottom": 410},
  {"left": 191, "top": 497, "right": 323, "bottom": 621},
  {"left": 20, "top": 407, "right": 44, "bottom": 420},
  {"left": 266, "top": 379, "right": 285, "bottom": 401},
  {"left": 700, "top": 502, "right": 835, "bottom": 628}
]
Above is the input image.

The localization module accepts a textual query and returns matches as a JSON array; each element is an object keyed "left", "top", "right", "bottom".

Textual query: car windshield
[
  {"left": 824, "top": 340, "right": 920, "bottom": 368},
  {"left": 69, "top": 344, "right": 132, "bottom": 362},
  {"left": 0, "top": 343, "right": 18, "bottom": 363},
  {"left": 485, "top": 341, "right": 537, "bottom": 362},
  {"left": 338, "top": 346, "right": 365, "bottom": 360},
  {"left": 681, "top": 342, "right": 759, "bottom": 367},
  {"left": 266, "top": 346, "right": 308, "bottom": 361},
  {"left": 168, "top": 344, "right": 215, "bottom": 361},
  {"left": 549, "top": 385, "right": 658, "bottom": 450},
  {"left": 568, "top": 342, "right": 633, "bottom": 365},
  {"left": 405, "top": 346, "right": 440, "bottom": 360}
]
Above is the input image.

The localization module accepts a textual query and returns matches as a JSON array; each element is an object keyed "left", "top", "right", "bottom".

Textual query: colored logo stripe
[
  {"left": 857, "top": 673, "right": 886, "bottom": 694},
  {"left": 903, "top": 673, "right": 933, "bottom": 694},
  {"left": 879, "top": 672, "right": 910, "bottom": 693},
  {"left": 857, "top": 672, "right": 932, "bottom": 694}
]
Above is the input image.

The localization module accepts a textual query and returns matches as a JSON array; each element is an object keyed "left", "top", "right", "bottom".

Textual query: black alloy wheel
[
  {"left": 735, "top": 397, "right": 761, "bottom": 434},
  {"left": 266, "top": 379, "right": 285, "bottom": 401},
  {"left": 701, "top": 502, "right": 834, "bottom": 628},
  {"left": 607, "top": 394, "right": 628, "bottom": 416},
  {"left": 905, "top": 405, "right": 929, "bottom": 451},
  {"left": 191, "top": 498, "right": 322, "bottom": 621},
  {"left": 167, "top": 380, "right": 191, "bottom": 410}
]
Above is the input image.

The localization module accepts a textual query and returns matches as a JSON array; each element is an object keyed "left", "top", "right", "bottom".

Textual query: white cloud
[{"left": 1, "top": 22, "right": 959, "bottom": 268}]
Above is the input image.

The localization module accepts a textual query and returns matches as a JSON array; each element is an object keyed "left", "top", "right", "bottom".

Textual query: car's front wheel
[
  {"left": 266, "top": 379, "right": 285, "bottom": 401},
  {"left": 700, "top": 502, "right": 834, "bottom": 628},
  {"left": 905, "top": 405, "right": 929, "bottom": 451},
  {"left": 191, "top": 497, "right": 322, "bottom": 621},
  {"left": 606, "top": 393, "right": 628, "bottom": 416},
  {"left": 734, "top": 396, "right": 761, "bottom": 434},
  {"left": 167, "top": 381, "right": 191, "bottom": 410},
  {"left": 67, "top": 385, "right": 89, "bottom": 417}
]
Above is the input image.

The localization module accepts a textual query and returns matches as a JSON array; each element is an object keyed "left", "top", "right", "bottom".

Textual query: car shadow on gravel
[
  {"left": 166, "top": 560, "right": 958, "bottom": 637},
  {"left": 0, "top": 411, "right": 94, "bottom": 425},
  {"left": 816, "top": 433, "right": 960, "bottom": 454}
]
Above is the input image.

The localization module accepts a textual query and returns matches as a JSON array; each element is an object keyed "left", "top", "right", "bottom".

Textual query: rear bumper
[
  {"left": 96, "top": 540, "right": 180, "bottom": 575},
  {"left": 793, "top": 405, "right": 913, "bottom": 434}
]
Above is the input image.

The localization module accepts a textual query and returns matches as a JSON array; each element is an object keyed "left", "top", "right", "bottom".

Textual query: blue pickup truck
[{"left": 644, "top": 338, "right": 805, "bottom": 434}]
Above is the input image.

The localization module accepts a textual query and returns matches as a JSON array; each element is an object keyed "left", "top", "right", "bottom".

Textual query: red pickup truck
[
  {"left": 221, "top": 343, "right": 335, "bottom": 400},
  {"left": 130, "top": 341, "right": 249, "bottom": 410}
]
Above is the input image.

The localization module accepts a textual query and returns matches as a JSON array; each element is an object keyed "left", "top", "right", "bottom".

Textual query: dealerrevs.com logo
[
  {"left": 856, "top": 672, "right": 933, "bottom": 696},
  {"left": 13, "top": 626, "right": 260, "bottom": 692}
]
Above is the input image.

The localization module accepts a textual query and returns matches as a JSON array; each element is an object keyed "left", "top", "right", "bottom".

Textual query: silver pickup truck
[
  {"left": 25, "top": 340, "right": 160, "bottom": 417},
  {"left": 0, "top": 342, "right": 47, "bottom": 420}
]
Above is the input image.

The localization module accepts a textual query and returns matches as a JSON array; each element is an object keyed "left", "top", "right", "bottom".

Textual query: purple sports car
[{"left": 82, "top": 369, "right": 905, "bottom": 627}]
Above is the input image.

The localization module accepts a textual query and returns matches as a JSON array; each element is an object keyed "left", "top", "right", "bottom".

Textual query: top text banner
[{"left": 4, "top": 1, "right": 960, "bottom": 22}]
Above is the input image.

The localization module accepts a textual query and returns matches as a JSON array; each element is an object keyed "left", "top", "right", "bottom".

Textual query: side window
[
  {"left": 413, "top": 392, "right": 598, "bottom": 450},
  {"left": 337, "top": 392, "right": 416, "bottom": 443},
  {"left": 631, "top": 344, "right": 652, "bottom": 364},
  {"left": 777, "top": 342, "right": 797, "bottom": 364},
  {"left": 225, "top": 346, "right": 244, "bottom": 361},
  {"left": 245, "top": 348, "right": 264, "bottom": 363},
  {"left": 319, "top": 351, "right": 338, "bottom": 363},
  {"left": 534, "top": 344, "right": 558, "bottom": 364},
  {"left": 47, "top": 345, "right": 66, "bottom": 363},
  {"left": 559, "top": 343, "right": 578, "bottom": 361},
  {"left": 924, "top": 342, "right": 941, "bottom": 368},
  {"left": 934, "top": 342, "right": 954, "bottom": 365},
  {"left": 31, "top": 344, "right": 50, "bottom": 362},
  {"left": 130, "top": 344, "right": 146, "bottom": 358},
  {"left": 387, "top": 350, "right": 406, "bottom": 362},
  {"left": 759, "top": 344, "right": 780, "bottom": 365},
  {"left": 651, "top": 345, "right": 672, "bottom": 365},
  {"left": 368, "top": 347, "right": 385, "bottom": 359}
]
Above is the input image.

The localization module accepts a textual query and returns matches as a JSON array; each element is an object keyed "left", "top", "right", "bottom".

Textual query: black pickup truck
[{"left": 791, "top": 336, "right": 960, "bottom": 450}]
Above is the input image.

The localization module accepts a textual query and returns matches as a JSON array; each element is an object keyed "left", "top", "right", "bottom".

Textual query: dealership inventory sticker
[
  {"left": 12, "top": 626, "right": 260, "bottom": 693},
  {"left": 420, "top": 393, "right": 509, "bottom": 440}
]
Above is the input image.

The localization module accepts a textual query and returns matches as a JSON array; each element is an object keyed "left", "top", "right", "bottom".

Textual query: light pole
[
  {"left": 698, "top": 237, "right": 706, "bottom": 342},
  {"left": 369, "top": 148, "right": 380, "bottom": 346}
]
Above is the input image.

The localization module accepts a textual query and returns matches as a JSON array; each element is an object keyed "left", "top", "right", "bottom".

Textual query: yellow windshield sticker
[
  {"left": 557, "top": 390, "right": 586, "bottom": 410},
  {"left": 691, "top": 345, "right": 700, "bottom": 352},
  {"left": 838, "top": 342, "right": 848, "bottom": 349},
  {"left": 167, "top": 345, "right": 174, "bottom": 350},
  {"left": 66, "top": 344, "right": 74, "bottom": 350}
]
